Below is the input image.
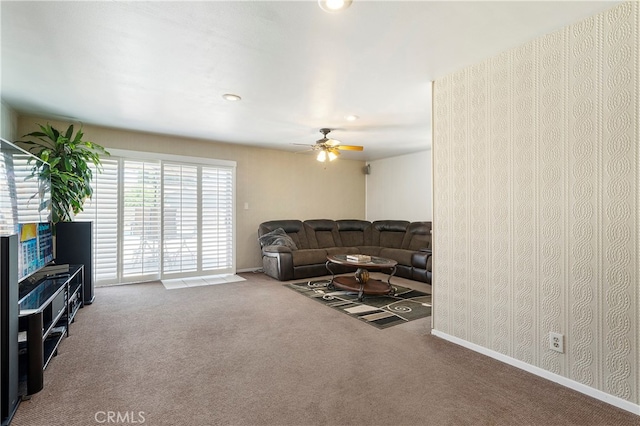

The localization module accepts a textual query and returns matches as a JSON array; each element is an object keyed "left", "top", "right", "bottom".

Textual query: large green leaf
[
  {"left": 18, "top": 123, "right": 110, "bottom": 224},
  {"left": 65, "top": 125, "right": 74, "bottom": 139}
]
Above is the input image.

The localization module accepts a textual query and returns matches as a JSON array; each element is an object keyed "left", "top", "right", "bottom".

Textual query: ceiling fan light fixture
[
  {"left": 318, "top": 0, "right": 352, "bottom": 13},
  {"left": 316, "top": 148, "right": 338, "bottom": 162},
  {"left": 306, "top": 128, "right": 360, "bottom": 163}
]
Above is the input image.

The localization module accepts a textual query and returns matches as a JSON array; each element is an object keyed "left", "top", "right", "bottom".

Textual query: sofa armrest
[
  {"left": 263, "top": 245, "right": 293, "bottom": 255},
  {"left": 411, "top": 250, "right": 431, "bottom": 270},
  {"left": 261, "top": 245, "right": 294, "bottom": 281}
]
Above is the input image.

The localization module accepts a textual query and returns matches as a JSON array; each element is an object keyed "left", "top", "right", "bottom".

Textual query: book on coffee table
[{"left": 346, "top": 254, "right": 371, "bottom": 263}]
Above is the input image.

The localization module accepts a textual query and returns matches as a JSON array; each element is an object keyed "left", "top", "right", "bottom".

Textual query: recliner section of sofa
[{"left": 258, "top": 219, "right": 432, "bottom": 284}]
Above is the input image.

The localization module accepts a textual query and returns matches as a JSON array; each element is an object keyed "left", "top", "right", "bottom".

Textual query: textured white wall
[
  {"left": 433, "top": 1, "right": 639, "bottom": 409},
  {"left": 366, "top": 150, "right": 432, "bottom": 222}
]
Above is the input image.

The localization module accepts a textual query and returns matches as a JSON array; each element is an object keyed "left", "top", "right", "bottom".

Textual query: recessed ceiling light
[
  {"left": 222, "top": 93, "right": 241, "bottom": 101},
  {"left": 345, "top": 115, "right": 359, "bottom": 121},
  {"left": 318, "top": 0, "right": 352, "bottom": 13}
]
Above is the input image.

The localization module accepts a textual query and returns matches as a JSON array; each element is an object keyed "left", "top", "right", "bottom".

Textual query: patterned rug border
[{"left": 285, "top": 279, "right": 432, "bottom": 329}]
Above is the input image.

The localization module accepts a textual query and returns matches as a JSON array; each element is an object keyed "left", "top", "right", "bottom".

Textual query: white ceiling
[{"left": 1, "top": 1, "right": 617, "bottom": 160}]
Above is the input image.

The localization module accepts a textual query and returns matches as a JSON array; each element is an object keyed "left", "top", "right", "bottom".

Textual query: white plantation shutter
[
  {"left": 162, "top": 163, "right": 198, "bottom": 274},
  {"left": 201, "top": 167, "right": 233, "bottom": 272},
  {"left": 0, "top": 150, "right": 19, "bottom": 234},
  {"left": 122, "top": 160, "right": 161, "bottom": 280},
  {"left": 76, "top": 151, "right": 235, "bottom": 285},
  {"left": 76, "top": 159, "right": 119, "bottom": 284},
  {"left": 0, "top": 148, "right": 51, "bottom": 235},
  {"left": 13, "top": 153, "right": 48, "bottom": 223}
]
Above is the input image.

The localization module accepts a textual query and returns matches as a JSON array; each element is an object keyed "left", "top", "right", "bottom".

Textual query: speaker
[
  {"left": 1, "top": 235, "right": 19, "bottom": 425},
  {"left": 363, "top": 164, "right": 371, "bottom": 175},
  {"left": 55, "top": 222, "right": 94, "bottom": 304}
]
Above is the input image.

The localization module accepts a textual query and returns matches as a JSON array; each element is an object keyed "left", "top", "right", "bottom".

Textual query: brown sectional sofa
[{"left": 258, "top": 219, "right": 432, "bottom": 284}]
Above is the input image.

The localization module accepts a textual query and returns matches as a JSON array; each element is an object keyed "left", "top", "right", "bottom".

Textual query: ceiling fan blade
[
  {"left": 325, "top": 138, "right": 341, "bottom": 146},
  {"left": 294, "top": 148, "right": 314, "bottom": 154},
  {"left": 292, "top": 143, "right": 314, "bottom": 147},
  {"left": 336, "top": 145, "right": 364, "bottom": 151}
]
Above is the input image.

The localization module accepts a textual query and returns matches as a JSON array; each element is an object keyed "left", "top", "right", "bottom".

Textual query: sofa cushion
[
  {"left": 357, "top": 246, "right": 383, "bottom": 257},
  {"left": 371, "top": 220, "right": 410, "bottom": 249},
  {"left": 326, "top": 246, "right": 359, "bottom": 256},
  {"left": 292, "top": 249, "right": 329, "bottom": 267},
  {"left": 402, "top": 221, "right": 432, "bottom": 251},
  {"left": 379, "top": 247, "right": 414, "bottom": 267},
  {"left": 304, "top": 219, "right": 340, "bottom": 249},
  {"left": 258, "top": 227, "right": 298, "bottom": 250},
  {"left": 336, "top": 220, "right": 371, "bottom": 246}
]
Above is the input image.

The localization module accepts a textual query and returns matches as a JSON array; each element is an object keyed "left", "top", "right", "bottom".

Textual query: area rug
[{"left": 285, "top": 279, "right": 431, "bottom": 329}]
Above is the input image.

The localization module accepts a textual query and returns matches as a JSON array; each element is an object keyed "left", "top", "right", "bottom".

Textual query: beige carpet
[{"left": 10, "top": 272, "right": 638, "bottom": 426}]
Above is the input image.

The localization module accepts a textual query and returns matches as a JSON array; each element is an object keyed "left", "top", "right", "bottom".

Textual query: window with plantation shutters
[
  {"left": 12, "top": 153, "right": 47, "bottom": 223},
  {"left": 201, "top": 166, "right": 233, "bottom": 270},
  {"left": 0, "top": 148, "right": 19, "bottom": 235},
  {"left": 122, "top": 160, "right": 161, "bottom": 280},
  {"left": 75, "top": 151, "right": 235, "bottom": 285},
  {"left": 162, "top": 163, "right": 198, "bottom": 275},
  {"left": 0, "top": 146, "right": 50, "bottom": 235},
  {"left": 75, "top": 158, "right": 119, "bottom": 284}
]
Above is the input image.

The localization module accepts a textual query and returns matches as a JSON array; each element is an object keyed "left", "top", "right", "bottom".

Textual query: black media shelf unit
[
  {"left": 17, "top": 265, "right": 84, "bottom": 396},
  {"left": 1, "top": 235, "right": 19, "bottom": 426}
]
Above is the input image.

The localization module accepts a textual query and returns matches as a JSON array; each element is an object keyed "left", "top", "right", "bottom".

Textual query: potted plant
[{"left": 19, "top": 123, "right": 109, "bottom": 224}]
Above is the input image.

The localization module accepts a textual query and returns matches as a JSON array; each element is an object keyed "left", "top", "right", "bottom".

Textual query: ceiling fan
[{"left": 295, "top": 128, "right": 364, "bottom": 162}]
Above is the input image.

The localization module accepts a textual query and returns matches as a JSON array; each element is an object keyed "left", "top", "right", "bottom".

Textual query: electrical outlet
[{"left": 549, "top": 332, "right": 564, "bottom": 353}]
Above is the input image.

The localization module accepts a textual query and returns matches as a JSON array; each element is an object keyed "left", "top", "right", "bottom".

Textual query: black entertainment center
[
  {"left": 18, "top": 265, "right": 84, "bottom": 396},
  {"left": 1, "top": 236, "right": 19, "bottom": 426},
  {"left": 1, "top": 138, "right": 93, "bottom": 425}
]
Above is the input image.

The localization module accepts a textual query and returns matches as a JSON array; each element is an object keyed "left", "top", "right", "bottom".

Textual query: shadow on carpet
[{"left": 285, "top": 279, "right": 431, "bottom": 329}]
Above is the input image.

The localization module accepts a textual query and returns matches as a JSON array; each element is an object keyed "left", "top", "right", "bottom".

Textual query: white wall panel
[
  {"left": 365, "top": 151, "right": 432, "bottom": 222},
  {"left": 433, "top": 1, "right": 639, "bottom": 409},
  {"left": 538, "top": 27, "right": 568, "bottom": 377}
]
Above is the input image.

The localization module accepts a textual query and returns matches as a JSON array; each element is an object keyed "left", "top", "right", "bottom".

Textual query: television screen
[{"left": 17, "top": 222, "right": 53, "bottom": 281}]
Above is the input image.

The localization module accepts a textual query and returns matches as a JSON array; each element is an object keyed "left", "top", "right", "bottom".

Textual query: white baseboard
[{"left": 431, "top": 329, "right": 640, "bottom": 416}]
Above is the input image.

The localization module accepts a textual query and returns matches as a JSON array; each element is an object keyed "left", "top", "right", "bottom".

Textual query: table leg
[
  {"left": 354, "top": 267, "right": 370, "bottom": 302},
  {"left": 326, "top": 260, "right": 337, "bottom": 290},
  {"left": 386, "top": 266, "right": 397, "bottom": 295}
]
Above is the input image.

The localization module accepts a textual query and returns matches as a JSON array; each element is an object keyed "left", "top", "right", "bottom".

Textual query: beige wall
[
  {"left": 1, "top": 101, "right": 18, "bottom": 141},
  {"left": 17, "top": 116, "right": 366, "bottom": 270},
  {"left": 433, "top": 1, "right": 639, "bottom": 411}
]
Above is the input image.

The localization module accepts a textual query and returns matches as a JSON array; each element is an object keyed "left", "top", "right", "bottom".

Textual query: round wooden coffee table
[{"left": 325, "top": 254, "right": 397, "bottom": 301}]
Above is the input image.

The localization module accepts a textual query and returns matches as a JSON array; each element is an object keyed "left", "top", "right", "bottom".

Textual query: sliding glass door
[
  {"left": 77, "top": 152, "right": 235, "bottom": 285},
  {"left": 162, "top": 163, "right": 198, "bottom": 275},
  {"left": 201, "top": 167, "right": 233, "bottom": 270},
  {"left": 122, "top": 160, "right": 161, "bottom": 281}
]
